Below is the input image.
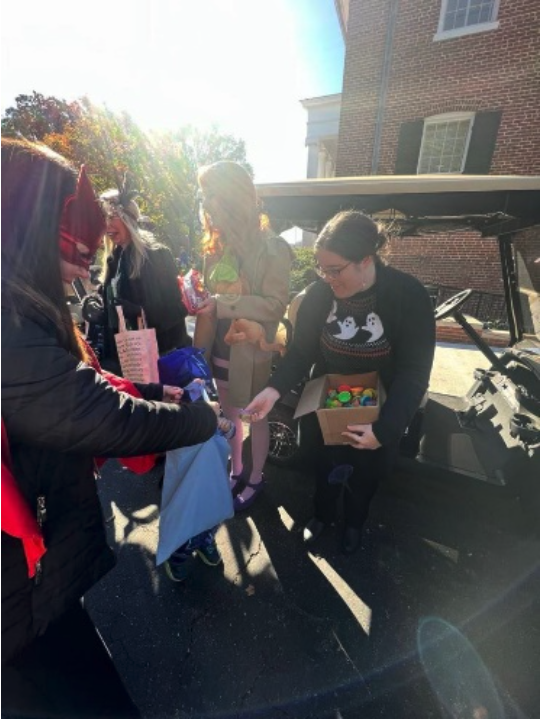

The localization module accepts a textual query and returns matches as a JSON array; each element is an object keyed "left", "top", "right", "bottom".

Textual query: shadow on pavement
[{"left": 87, "top": 455, "right": 539, "bottom": 718}]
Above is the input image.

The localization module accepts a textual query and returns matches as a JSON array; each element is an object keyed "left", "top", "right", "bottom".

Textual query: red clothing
[
  {"left": 1, "top": 419, "right": 46, "bottom": 578},
  {"left": 83, "top": 341, "right": 157, "bottom": 474}
]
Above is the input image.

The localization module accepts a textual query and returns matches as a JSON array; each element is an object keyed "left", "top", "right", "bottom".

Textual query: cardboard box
[{"left": 293, "top": 372, "right": 385, "bottom": 446}]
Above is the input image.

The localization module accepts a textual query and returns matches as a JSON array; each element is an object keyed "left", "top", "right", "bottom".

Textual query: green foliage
[{"left": 290, "top": 246, "right": 317, "bottom": 294}]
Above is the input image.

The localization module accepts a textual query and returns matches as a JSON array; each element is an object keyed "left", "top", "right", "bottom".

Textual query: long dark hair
[
  {"left": 315, "top": 210, "right": 387, "bottom": 264},
  {"left": 1, "top": 138, "right": 85, "bottom": 359}
]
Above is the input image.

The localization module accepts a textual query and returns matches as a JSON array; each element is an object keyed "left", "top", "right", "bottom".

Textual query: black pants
[
  {"left": 1, "top": 602, "right": 140, "bottom": 719},
  {"left": 300, "top": 412, "right": 393, "bottom": 530}
]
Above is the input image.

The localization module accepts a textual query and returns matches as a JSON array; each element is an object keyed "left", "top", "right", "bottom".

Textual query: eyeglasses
[{"left": 315, "top": 262, "right": 352, "bottom": 279}]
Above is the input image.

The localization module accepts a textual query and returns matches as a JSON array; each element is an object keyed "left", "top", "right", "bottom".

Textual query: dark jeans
[
  {"left": 1, "top": 602, "right": 140, "bottom": 719},
  {"left": 299, "top": 412, "right": 394, "bottom": 530}
]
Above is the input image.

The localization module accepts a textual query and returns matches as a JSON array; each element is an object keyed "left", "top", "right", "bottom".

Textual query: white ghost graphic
[
  {"left": 326, "top": 300, "right": 338, "bottom": 324},
  {"left": 333, "top": 316, "right": 360, "bottom": 340},
  {"left": 362, "top": 312, "right": 384, "bottom": 342}
]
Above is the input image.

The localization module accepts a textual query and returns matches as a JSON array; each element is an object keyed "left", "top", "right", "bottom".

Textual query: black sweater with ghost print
[{"left": 270, "top": 264, "right": 436, "bottom": 447}]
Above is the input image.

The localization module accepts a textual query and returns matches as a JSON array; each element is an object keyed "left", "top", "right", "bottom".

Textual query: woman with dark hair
[
  {"left": 1, "top": 138, "right": 217, "bottom": 717},
  {"left": 245, "top": 210, "right": 436, "bottom": 554},
  {"left": 195, "top": 161, "right": 292, "bottom": 512},
  {"left": 82, "top": 181, "right": 190, "bottom": 372}
]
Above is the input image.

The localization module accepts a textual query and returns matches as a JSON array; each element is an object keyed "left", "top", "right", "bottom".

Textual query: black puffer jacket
[
  {"left": 1, "top": 310, "right": 217, "bottom": 664},
  {"left": 98, "top": 244, "right": 191, "bottom": 363}
]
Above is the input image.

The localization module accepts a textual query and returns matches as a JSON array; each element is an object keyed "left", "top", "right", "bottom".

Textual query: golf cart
[{"left": 257, "top": 175, "right": 540, "bottom": 539}]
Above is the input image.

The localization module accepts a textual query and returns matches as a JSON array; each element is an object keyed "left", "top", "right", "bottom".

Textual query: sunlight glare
[
  {"left": 277, "top": 505, "right": 296, "bottom": 531},
  {"left": 309, "top": 554, "right": 372, "bottom": 635},
  {"left": 2, "top": 0, "right": 312, "bottom": 181}
]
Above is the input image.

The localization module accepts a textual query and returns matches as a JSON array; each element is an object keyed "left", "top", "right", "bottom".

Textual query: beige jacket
[{"left": 194, "top": 235, "right": 292, "bottom": 408}]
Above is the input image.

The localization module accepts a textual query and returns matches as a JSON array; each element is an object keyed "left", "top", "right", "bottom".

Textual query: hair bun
[{"left": 375, "top": 227, "right": 387, "bottom": 251}]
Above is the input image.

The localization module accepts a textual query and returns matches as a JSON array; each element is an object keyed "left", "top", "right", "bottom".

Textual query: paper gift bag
[{"left": 114, "top": 307, "right": 159, "bottom": 383}]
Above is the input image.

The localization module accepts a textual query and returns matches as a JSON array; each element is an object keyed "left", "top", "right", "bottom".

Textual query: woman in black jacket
[
  {"left": 1, "top": 139, "right": 217, "bottom": 718},
  {"left": 83, "top": 183, "right": 190, "bottom": 372},
  {"left": 244, "top": 211, "right": 436, "bottom": 556}
]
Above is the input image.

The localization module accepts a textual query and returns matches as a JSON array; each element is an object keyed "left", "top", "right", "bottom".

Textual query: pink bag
[{"left": 114, "top": 307, "right": 159, "bottom": 383}]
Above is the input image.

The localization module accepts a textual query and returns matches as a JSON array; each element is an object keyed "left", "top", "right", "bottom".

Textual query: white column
[
  {"left": 317, "top": 146, "right": 328, "bottom": 178},
  {"left": 306, "top": 143, "right": 319, "bottom": 179}
]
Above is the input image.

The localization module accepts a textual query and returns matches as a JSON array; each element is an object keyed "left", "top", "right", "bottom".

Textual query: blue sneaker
[
  {"left": 163, "top": 557, "right": 193, "bottom": 582},
  {"left": 196, "top": 537, "right": 222, "bottom": 566},
  {"left": 164, "top": 544, "right": 195, "bottom": 582}
]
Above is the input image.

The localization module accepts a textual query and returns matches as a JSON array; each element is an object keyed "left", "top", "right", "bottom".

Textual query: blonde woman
[
  {"left": 195, "top": 161, "right": 292, "bottom": 511},
  {"left": 82, "top": 183, "right": 190, "bottom": 372}
]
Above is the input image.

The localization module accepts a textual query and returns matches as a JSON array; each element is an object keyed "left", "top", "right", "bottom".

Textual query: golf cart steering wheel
[{"left": 434, "top": 289, "right": 474, "bottom": 321}]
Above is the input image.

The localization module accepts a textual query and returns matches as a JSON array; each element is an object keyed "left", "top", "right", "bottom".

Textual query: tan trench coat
[{"left": 194, "top": 235, "right": 292, "bottom": 408}]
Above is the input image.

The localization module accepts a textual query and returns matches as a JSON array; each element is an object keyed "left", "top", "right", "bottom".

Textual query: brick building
[{"left": 334, "top": 0, "right": 540, "bottom": 316}]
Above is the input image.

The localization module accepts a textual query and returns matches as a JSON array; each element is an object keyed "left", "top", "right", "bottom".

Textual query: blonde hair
[
  {"left": 100, "top": 189, "right": 158, "bottom": 279},
  {"left": 197, "top": 161, "right": 269, "bottom": 257}
]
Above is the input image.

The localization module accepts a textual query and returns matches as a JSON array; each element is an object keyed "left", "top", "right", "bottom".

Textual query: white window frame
[
  {"left": 434, "top": 0, "right": 499, "bottom": 42},
  {"left": 417, "top": 112, "right": 475, "bottom": 175}
]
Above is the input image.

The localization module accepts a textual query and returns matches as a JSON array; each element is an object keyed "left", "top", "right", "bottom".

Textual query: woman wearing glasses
[
  {"left": 244, "top": 210, "right": 435, "bottom": 554},
  {"left": 82, "top": 181, "right": 190, "bottom": 372}
]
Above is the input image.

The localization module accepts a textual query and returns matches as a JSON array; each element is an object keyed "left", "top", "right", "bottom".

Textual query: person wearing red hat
[{"left": 1, "top": 138, "right": 218, "bottom": 718}]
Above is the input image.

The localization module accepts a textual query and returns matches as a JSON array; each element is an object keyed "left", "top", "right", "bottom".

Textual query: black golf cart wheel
[{"left": 268, "top": 411, "right": 301, "bottom": 467}]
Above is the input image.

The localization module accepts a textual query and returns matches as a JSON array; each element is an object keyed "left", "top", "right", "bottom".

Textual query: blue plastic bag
[
  {"left": 158, "top": 346, "right": 213, "bottom": 387},
  {"left": 156, "top": 434, "right": 234, "bottom": 566}
]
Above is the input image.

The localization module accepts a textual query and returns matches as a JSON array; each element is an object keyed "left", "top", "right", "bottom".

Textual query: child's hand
[
  {"left": 196, "top": 296, "right": 217, "bottom": 316},
  {"left": 217, "top": 416, "right": 234, "bottom": 435},
  {"left": 163, "top": 385, "right": 183, "bottom": 404}
]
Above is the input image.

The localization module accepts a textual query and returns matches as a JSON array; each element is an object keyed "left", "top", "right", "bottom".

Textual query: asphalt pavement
[{"left": 86, "top": 344, "right": 540, "bottom": 718}]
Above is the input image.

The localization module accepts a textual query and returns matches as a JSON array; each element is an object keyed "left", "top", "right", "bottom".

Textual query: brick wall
[
  {"left": 383, "top": 231, "right": 504, "bottom": 292},
  {"left": 337, "top": 0, "right": 540, "bottom": 177},
  {"left": 336, "top": 0, "right": 540, "bottom": 300}
]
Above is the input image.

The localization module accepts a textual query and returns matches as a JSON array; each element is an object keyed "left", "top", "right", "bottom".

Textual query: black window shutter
[
  {"left": 394, "top": 120, "right": 424, "bottom": 174},
  {"left": 463, "top": 110, "right": 502, "bottom": 174}
]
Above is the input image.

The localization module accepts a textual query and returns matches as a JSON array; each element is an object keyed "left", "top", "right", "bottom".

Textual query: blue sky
[{"left": 1, "top": 0, "right": 344, "bottom": 182}]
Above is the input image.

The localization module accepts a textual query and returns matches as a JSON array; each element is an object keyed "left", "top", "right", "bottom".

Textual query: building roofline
[{"left": 300, "top": 93, "right": 342, "bottom": 108}]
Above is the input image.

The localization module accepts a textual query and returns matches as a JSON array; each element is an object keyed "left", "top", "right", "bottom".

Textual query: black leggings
[
  {"left": 1, "top": 602, "right": 140, "bottom": 719},
  {"left": 299, "top": 412, "right": 393, "bottom": 530}
]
